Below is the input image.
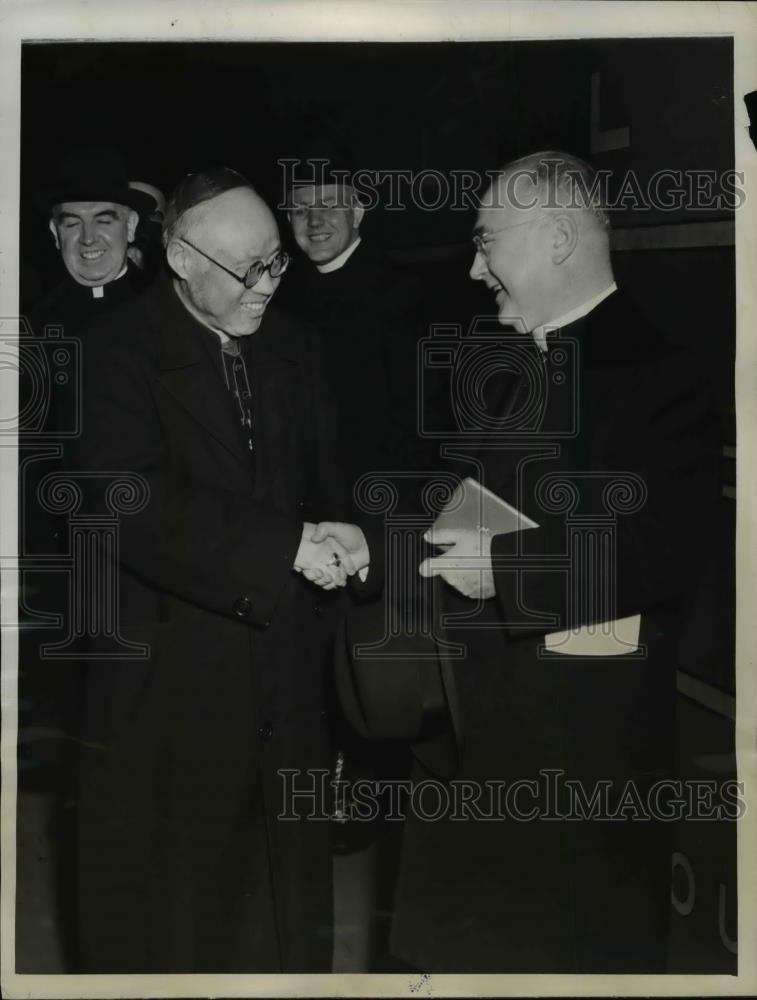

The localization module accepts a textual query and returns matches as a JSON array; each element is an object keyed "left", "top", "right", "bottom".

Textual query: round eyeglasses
[{"left": 180, "top": 237, "right": 290, "bottom": 289}]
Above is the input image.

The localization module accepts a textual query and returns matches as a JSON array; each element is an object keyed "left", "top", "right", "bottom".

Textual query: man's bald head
[
  {"left": 490, "top": 152, "right": 610, "bottom": 230},
  {"left": 471, "top": 151, "right": 614, "bottom": 332},
  {"left": 165, "top": 170, "right": 284, "bottom": 338},
  {"left": 174, "top": 186, "right": 278, "bottom": 257}
]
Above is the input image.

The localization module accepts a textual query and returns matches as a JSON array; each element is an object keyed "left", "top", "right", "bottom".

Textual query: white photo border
[{"left": 1, "top": 1, "right": 755, "bottom": 997}]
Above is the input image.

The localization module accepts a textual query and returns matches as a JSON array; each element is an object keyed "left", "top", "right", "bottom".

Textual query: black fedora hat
[
  {"left": 333, "top": 582, "right": 462, "bottom": 781},
  {"left": 37, "top": 146, "right": 155, "bottom": 217}
]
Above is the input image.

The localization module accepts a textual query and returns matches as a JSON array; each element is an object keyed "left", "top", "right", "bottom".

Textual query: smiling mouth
[
  {"left": 307, "top": 233, "right": 332, "bottom": 242},
  {"left": 80, "top": 249, "right": 106, "bottom": 261},
  {"left": 240, "top": 301, "right": 268, "bottom": 315}
]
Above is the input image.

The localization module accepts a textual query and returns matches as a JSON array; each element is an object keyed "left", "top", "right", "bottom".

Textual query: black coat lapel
[
  {"left": 146, "top": 279, "right": 254, "bottom": 472},
  {"left": 160, "top": 360, "right": 254, "bottom": 472},
  {"left": 246, "top": 315, "right": 306, "bottom": 510}
]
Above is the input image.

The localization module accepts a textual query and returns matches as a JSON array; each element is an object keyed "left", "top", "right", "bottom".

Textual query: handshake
[{"left": 293, "top": 521, "right": 371, "bottom": 590}]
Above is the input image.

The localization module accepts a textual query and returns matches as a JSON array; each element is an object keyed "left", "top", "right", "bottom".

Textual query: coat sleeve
[
  {"left": 66, "top": 329, "right": 303, "bottom": 628},
  {"left": 491, "top": 350, "right": 722, "bottom": 639}
]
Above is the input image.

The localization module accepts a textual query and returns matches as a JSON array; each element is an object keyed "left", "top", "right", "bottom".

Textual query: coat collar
[
  {"left": 142, "top": 277, "right": 298, "bottom": 473},
  {"left": 554, "top": 287, "right": 663, "bottom": 368},
  {"left": 145, "top": 276, "right": 301, "bottom": 372}
]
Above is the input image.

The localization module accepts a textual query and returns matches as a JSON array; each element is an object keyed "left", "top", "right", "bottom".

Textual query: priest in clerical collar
[
  {"left": 286, "top": 175, "right": 364, "bottom": 274},
  {"left": 29, "top": 146, "right": 155, "bottom": 337},
  {"left": 277, "top": 146, "right": 430, "bottom": 509}
]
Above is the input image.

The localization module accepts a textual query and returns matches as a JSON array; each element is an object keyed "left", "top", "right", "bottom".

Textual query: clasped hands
[
  {"left": 295, "top": 522, "right": 497, "bottom": 598},
  {"left": 294, "top": 521, "right": 370, "bottom": 590}
]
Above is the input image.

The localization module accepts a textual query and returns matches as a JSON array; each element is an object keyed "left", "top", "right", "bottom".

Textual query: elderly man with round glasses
[{"left": 63, "top": 167, "right": 358, "bottom": 973}]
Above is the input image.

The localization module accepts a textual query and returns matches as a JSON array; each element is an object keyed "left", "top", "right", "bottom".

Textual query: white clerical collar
[
  {"left": 90, "top": 262, "right": 129, "bottom": 299},
  {"left": 316, "top": 236, "right": 362, "bottom": 274},
  {"left": 532, "top": 282, "right": 618, "bottom": 352}
]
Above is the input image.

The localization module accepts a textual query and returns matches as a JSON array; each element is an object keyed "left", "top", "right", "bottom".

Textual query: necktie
[{"left": 220, "top": 338, "right": 254, "bottom": 452}]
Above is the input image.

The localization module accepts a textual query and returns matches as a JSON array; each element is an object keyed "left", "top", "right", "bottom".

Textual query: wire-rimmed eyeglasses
[{"left": 180, "top": 237, "right": 290, "bottom": 289}]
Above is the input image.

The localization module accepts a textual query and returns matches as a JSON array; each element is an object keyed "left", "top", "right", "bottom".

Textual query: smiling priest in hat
[{"left": 29, "top": 147, "right": 156, "bottom": 341}]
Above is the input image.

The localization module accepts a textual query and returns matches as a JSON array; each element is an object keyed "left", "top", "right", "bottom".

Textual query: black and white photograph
[{"left": 1, "top": 1, "right": 756, "bottom": 996}]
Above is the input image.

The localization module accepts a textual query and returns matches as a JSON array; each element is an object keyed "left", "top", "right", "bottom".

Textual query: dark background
[
  {"left": 21, "top": 38, "right": 734, "bottom": 280},
  {"left": 19, "top": 36, "right": 737, "bottom": 439},
  {"left": 20, "top": 37, "right": 738, "bottom": 434}
]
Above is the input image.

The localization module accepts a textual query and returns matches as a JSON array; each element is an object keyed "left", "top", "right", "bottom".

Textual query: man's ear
[
  {"left": 126, "top": 210, "right": 139, "bottom": 244},
  {"left": 351, "top": 199, "right": 365, "bottom": 231},
  {"left": 551, "top": 213, "right": 578, "bottom": 265},
  {"left": 48, "top": 218, "right": 60, "bottom": 251},
  {"left": 166, "top": 239, "right": 190, "bottom": 280}
]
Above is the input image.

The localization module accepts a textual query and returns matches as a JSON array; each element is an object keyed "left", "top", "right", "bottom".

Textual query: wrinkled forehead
[
  {"left": 53, "top": 200, "right": 130, "bottom": 221},
  {"left": 288, "top": 183, "right": 355, "bottom": 209}
]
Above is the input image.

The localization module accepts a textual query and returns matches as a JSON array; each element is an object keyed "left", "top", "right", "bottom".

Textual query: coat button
[
  {"left": 258, "top": 723, "right": 273, "bottom": 741},
  {"left": 233, "top": 596, "right": 252, "bottom": 618},
  {"left": 314, "top": 604, "right": 323, "bottom": 616}
]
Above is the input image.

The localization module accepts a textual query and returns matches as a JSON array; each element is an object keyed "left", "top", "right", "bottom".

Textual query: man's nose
[
  {"left": 306, "top": 209, "right": 324, "bottom": 229},
  {"left": 469, "top": 249, "right": 487, "bottom": 281},
  {"left": 80, "top": 222, "right": 97, "bottom": 245}
]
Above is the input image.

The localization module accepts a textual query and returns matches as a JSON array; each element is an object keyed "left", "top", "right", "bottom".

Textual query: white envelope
[
  {"left": 433, "top": 477, "right": 538, "bottom": 535},
  {"left": 543, "top": 613, "right": 641, "bottom": 656}
]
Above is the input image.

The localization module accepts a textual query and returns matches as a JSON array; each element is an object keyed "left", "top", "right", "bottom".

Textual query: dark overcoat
[
  {"left": 19, "top": 266, "right": 150, "bottom": 783},
  {"left": 28, "top": 264, "right": 150, "bottom": 341},
  {"left": 337, "top": 290, "right": 722, "bottom": 973},
  {"left": 65, "top": 276, "right": 344, "bottom": 972},
  {"left": 277, "top": 240, "right": 429, "bottom": 498}
]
